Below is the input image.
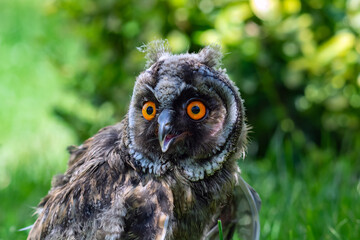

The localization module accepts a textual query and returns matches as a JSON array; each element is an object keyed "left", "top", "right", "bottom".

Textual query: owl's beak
[{"left": 158, "top": 109, "right": 175, "bottom": 152}]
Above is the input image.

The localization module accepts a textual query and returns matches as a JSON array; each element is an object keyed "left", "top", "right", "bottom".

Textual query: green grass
[
  {"left": 241, "top": 130, "right": 360, "bottom": 240},
  {"left": 218, "top": 220, "right": 224, "bottom": 240},
  {"left": 0, "top": 1, "right": 359, "bottom": 240}
]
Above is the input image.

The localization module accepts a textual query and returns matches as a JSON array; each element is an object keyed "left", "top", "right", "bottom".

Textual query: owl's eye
[
  {"left": 186, "top": 100, "right": 207, "bottom": 120},
  {"left": 142, "top": 101, "right": 156, "bottom": 120}
]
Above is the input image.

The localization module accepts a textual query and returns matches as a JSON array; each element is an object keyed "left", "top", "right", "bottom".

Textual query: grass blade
[{"left": 218, "top": 220, "right": 223, "bottom": 240}]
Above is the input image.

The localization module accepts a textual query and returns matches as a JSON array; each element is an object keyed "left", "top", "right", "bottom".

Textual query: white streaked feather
[
  {"left": 237, "top": 176, "right": 261, "bottom": 240},
  {"left": 159, "top": 216, "right": 169, "bottom": 240},
  {"left": 18, "top": 225, "right": 33, "bottom": 231}
]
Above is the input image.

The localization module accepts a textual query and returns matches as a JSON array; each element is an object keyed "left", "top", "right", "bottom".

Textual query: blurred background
[{"left": 0, "top": 0, "right": 359, "bottom": 239}]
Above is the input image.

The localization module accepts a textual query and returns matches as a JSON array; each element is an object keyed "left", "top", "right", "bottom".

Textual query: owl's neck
[{"left": 128, "top": 138, "right": 240, "bottom": 182}]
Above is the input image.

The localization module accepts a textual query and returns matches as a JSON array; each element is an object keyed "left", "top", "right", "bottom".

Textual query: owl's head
[{"left": 128, "top": 40, "right": 247, "bottom": 181}]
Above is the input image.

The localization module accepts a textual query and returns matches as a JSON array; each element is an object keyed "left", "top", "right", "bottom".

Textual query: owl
[{"left": 27, "top": 41, "right": 260, "bottom": 240}]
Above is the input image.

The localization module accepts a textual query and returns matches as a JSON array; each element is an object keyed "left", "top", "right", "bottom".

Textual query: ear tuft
[
  {"left": 197, "top": 44, "right": 223, "bottom": 68},
  {"left": 137, "top": 40, "right": 171, "bottom": 68}
]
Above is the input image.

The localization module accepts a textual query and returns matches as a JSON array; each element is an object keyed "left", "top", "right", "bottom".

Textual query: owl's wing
[
  {"left": 205, "top": 176, "right": 261, "bottom": 240},
  {"left": 28, "top": 121, "right": 175, "bottom": 240},
  {"left": 28, "top": 123, "right": 127, "bottom": 239}
]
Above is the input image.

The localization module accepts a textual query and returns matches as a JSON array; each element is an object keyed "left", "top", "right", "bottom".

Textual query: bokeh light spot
[
  {"left": 250, "top": 0, "right": 281, "bottom": 20},
  {"left": 175, "top": 8, "right": 189, "bottom": 22},
  {"left": 331, "top": 76, "right": 345, "bottom": 89},
  {"left": 168, "top": 30, "right": 190, "bottom": 53},
  {"left": 245, "top": 22, "right": 260, "bottom": 37},
  {"left": 241, "top": 40, "right": 258, "bottom": 57},
  {"left": 325, "top": 95, "right": 348, "bottom": 112},
  {"left": 283, "top": 0, "right": 301, "bottom": 14},
  {"left": 281, "top": 118, "right": 295, "bottom": 132},
  {"left": 122, "top": 21, "right": 140, "bottom": 38},
  {"left": 194, "top": 29, "right": 221, "bottom": 46},
  {"left": 283, "top": 42, "right": 299, "bottom": 57},
  {"left": 295, "top": 96, "right": 311, "bottom": 111},
  {"left": 350, "top": 94, "right": 360, "bottom": 108},
  {"left": 199, "top": 0, "right": 214, "bottom": 14},
  {"left": 343, "top": 85, "right": 356, "bottom": 98}
]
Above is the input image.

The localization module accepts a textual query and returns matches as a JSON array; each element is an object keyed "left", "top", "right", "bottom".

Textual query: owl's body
[{"left": 28, "top": 42, "right": 260, "bottom": 240}]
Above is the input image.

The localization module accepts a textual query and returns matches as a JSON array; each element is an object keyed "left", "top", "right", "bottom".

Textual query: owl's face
[{"left": 128, "top": 43, "right": 246, "bottom": 180}]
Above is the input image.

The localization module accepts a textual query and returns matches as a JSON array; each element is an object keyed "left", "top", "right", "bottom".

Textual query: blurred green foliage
[
  {"left": 0, "top": 0, "right": 359, "bottom": 239},
  {"left": 0, "top": 0, "right": 82, "bottom": 238}
]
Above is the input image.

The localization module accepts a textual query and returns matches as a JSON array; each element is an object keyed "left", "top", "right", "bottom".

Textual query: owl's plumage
[{"left": 28, "top": 41, "right": 260, "bottom": 240}]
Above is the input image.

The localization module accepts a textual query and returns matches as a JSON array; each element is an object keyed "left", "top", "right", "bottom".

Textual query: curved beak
[{"left": 158, "top": 109, "right": 175, "bottom": 152}]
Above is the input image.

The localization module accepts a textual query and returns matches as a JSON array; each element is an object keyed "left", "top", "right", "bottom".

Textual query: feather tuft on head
[
  {"left": 137, "top": 40, "right": 171, "bottom": 68},
  {"left": 197, "top": 44, "right": 223, "bottom": 68}
]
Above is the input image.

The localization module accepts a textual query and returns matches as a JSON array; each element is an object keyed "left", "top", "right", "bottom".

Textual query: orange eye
[
  {"left": 187, "top": 100, "right": 207, "bottom": 120},
  {"left": 142, "top": 101, "right": 156, "bottom": 120}
]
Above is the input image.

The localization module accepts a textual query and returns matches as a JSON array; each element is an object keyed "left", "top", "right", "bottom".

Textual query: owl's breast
[{"left": 167, "top": 166, "right": 236, "bottom": 240}]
